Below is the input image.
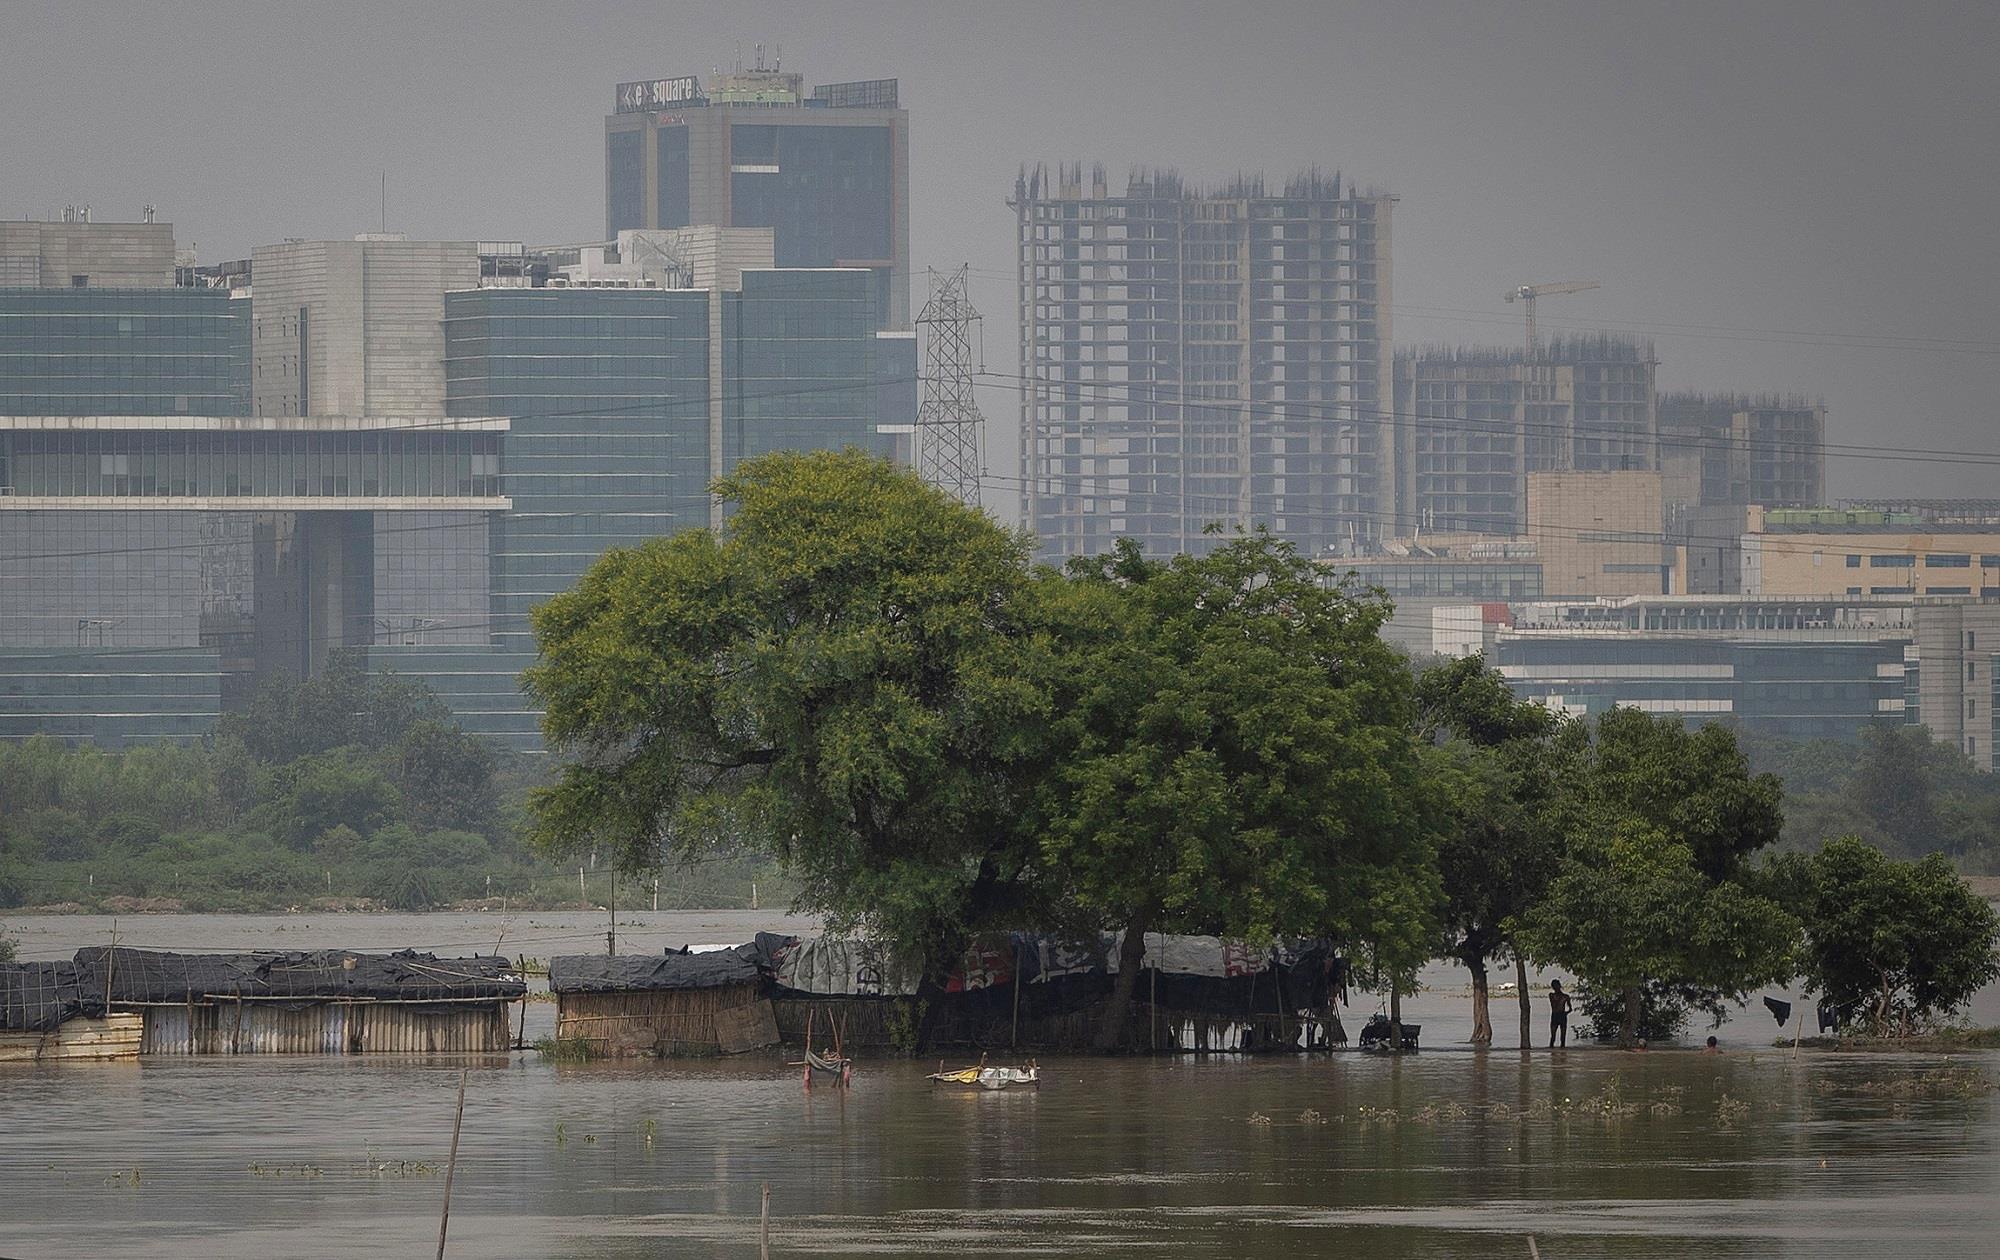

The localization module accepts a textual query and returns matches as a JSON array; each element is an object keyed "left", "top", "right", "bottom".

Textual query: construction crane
[{"left": 1503, "top": 280, "right": 1599, "bottom": 357}]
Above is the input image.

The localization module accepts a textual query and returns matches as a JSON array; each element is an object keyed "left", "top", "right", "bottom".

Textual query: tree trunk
[
  {"left": 1388, "top": 980, "right": 1405, "bottom": 1054},
  {"left": 910, "top": 968, "right": 951, "bottom": 1056},
  {"left": 1466, "top": 951, "right": 1492, "bottom": 1046},
  {"left": 1096, "top": 915, "right": 1153, "bottom": 1053},
  {"left": 1621, "top": 984, "right": 1641, "bottom": 1046},
  {"left": 1515, "top": 954, "right": 1532, "bottom": 1051}
]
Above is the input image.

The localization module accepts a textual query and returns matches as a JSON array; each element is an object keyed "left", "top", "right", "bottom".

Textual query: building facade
[
  {"left": 250, "top": 236, "right": 479, "bottom": 419},
  {"left": 1488, "top": 595, "right": 1913, "bottom": 742},
  {"left": 0, "top": 219, "right": 176, "bottom": 289},
  {"left": 1015, "top": 164, "right": 1394, "bottom": 559},
  {"left": 1391, "top": 337, "right": 1659, "bottom": 535},
  {"left": 1741, "top": 507, "right": 2000, "bottom": 599},
  {"left": 605, "top": 65, "right": 909, "bottom": 331},
  {"left": 1658, "top": 392, "right": 1824, "bottom": 511},
  {"left": 1526, "top": 470, "right": 1667, "bottom": 598}
]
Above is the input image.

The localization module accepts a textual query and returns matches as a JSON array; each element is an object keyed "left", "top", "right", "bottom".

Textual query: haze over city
[
  {"left": 6, "top": 0, "right": 1996, "bottom": 508},
  {"left": 8, "top": 6, "right": 2000, "bottom": 1258}
]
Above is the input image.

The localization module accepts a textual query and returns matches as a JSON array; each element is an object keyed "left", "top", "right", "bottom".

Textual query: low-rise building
[
  {"left": 1741, "top": 506, "right": 2000, "bottom": 599},
  {"left": 1487, "top": 594, "right": 1913, "bottom": 742}
]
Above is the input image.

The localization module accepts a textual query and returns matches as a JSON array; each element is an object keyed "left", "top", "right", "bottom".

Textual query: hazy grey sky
[{"left": 5, "top": 1, "right": 1995, "bottom": 510}]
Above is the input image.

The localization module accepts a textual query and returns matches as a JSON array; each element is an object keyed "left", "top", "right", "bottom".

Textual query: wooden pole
[
  {"left": 607, "top": 873, "right": 617, "bottom": 957},
  {"left": 1526, "top": 1237, "right": 1541, "bottom": 1259},
  {"left": 436, "top": 1070, "right": 468, "bottom": 1260},
  {"left": 760, "top": 1180, "right": 771, "bottom": 1259},
  {"left": 104, "top": 921, "right": 118, "bottom": 1019},
  {"left": 1792, "top": 1004, "right": 1805, "bottom": 1059},
  {"left": 1010, "top": 937, "right": 1022, "bottom": 1050}
]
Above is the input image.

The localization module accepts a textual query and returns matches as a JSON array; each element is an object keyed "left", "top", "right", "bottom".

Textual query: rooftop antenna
[{"left": 381, "top": 170, "right": 387, "bottom": 234}]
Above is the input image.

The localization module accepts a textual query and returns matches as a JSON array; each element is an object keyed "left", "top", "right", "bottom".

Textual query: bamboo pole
[
  {"left": 1010, "top": 938, "right": 1022, "bottom": 1050},
  {"left": 436, "top": 1070, "right": 468, "bottom": 1259},
  {"left": 760, "top": 1181, "right": 771, "bottom": 1259}
]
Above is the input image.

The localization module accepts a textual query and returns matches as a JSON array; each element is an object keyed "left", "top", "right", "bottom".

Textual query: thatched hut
[
  {"left": 0, "top": 960, "right": 141, "bottom": 1063},
  {"left": 550, "top": 951, "right": 778, "bottom": 1057},
  {"left": 73, "top": 947, "right": 525, "bottom": 1055}
]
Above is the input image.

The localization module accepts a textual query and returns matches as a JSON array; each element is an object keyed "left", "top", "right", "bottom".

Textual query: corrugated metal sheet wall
[{"left": 138, "top": 1002, "right": 511, "bottom": 1055}]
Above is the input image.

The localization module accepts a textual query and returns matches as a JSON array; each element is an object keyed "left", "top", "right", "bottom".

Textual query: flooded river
[{"left": 4, "top": 912, "right": 1998, "bottom": 1257}]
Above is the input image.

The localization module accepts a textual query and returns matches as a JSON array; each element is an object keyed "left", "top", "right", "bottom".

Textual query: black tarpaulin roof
[
  {"left": 0, "top": 962, "right": 96, "bottom": 1033},
  {"left": 71, "top": 947, "right": 525, "bottom": 1004},
  {"left": 550, "top": 951, "right": 762, "bottom": 994}
]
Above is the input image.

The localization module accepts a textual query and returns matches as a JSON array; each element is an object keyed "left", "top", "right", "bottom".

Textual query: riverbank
[{"left": 1787, "top": 1027, "right": 2000, "bottom": 1053}]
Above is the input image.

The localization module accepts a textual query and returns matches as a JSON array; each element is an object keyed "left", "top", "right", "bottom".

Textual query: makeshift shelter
[
  {"left": 550, "top": 951, "right": 778, "bottom": 1057},
  {"left": 0, "top": 961, "right": 141, "bottom": 1063},
  {"left": 753, "top": 932, "right": 1342, "bottom": 1053},
  {"left": 72, "top": 947, "right": 525, "bottom": 1055}
]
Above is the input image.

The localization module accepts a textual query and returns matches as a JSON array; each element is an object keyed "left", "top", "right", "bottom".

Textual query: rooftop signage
[{"left": 616, "top": 76, "right": 704, "bottom": 113}]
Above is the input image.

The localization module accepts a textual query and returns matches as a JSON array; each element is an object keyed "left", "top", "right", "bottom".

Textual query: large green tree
[
  {"left": 1781, "top": 836, "right": 1999, "bottom": 1035},
  {"left": 1032, "top": 536, "right": 1435, "bottom": 1049},
  {"left": 524, "top": 451, "right": 1059, "bottom": 1045},
  {"left": 1416, "top": 655, "right": 1567, "bottom": 1048},
  {"left": 1514, "top": 707, "right": 1797, "bottom": 1043}
]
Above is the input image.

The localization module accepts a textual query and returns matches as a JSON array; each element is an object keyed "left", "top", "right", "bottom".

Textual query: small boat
[{"left": 928, "top": 1054, "right": 1040, "bottom": 1090}]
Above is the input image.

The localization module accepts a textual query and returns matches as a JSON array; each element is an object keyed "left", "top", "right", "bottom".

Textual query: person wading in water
[{"left": 1548, "top": 979, "right": 1572, "bottom": 1048}]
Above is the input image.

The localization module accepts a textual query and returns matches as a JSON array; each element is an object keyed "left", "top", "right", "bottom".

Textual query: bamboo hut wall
[
  {"left": 554, "top": 985, "right": 769, "bottom": 1056},
  {"left": 136, "top": 1002, "right": 511, "bottom": 1055}
]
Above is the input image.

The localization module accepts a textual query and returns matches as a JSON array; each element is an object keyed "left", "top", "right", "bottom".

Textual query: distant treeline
[{"left": 0, "top": 655, "right": 788, "bottom": 913}]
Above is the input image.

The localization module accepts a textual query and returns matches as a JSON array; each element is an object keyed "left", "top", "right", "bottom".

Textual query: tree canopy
[
  {"left": 525, "top": 450, "right": 1062, "bottom": 1012},
  {"left": 1514, "top": 708, "right": 1796, "bottom": 1042},
  {"left": 1032, "top": 535, "right": 1433, "bottom": 1046},
  {"left": 1780, "top": 835, "right": 1999, "bottom": 1034}
]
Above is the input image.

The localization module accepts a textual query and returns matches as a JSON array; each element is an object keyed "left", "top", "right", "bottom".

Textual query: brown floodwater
[{"left": 3, "top": 912, "right": 1997, "bottom": 1258}]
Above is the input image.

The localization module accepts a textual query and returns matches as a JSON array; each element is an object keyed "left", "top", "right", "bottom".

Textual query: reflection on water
[{"left": 3, "top": 914, "right": 1999, "bottom": 1257}]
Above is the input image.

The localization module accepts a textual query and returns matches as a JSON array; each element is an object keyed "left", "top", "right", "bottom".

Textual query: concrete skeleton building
[
  {"left": 1658, "top": 392, "right": 1825, "bottom": 513},
  {"left": 1015, "top": 163, "right": 1394, "bottom": 559},
  {"left": 1390, "top": 337, "right": 1659, "bottom": 536}
]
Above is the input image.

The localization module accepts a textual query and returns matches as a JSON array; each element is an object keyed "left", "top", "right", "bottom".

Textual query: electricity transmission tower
[{"left": 915, "top": 265, "right": 985, "bottom": 505}]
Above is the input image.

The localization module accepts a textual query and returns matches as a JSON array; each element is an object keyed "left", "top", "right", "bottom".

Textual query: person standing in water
[{"left": 1548, "top": 979, "right": 1572, "bottom": 1047}]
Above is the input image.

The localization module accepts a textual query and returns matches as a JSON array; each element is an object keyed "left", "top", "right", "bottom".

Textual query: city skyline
[{"left": 5, "top": 1, "right": 1995, "bottom": 518}]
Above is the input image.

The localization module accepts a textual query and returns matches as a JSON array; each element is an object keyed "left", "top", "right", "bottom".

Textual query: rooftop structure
[
  {"left": 250, "top": 236, "right": 479, "bottom": 418},
  {"left": 0, "top": 218, "right": 176, "bottom": 288}
]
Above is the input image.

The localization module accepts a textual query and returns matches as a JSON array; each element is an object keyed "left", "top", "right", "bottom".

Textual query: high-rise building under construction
[
  {"left": 1013, "top": 164, "right": 1393, "bottom": 559},
  {"left": 1390, "top": 337, "right": 1660, "bottom": 535}
]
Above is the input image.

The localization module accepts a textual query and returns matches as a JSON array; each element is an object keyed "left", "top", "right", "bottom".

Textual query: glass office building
[
  {"left": 0, "top": 287, "right": 248, "bottom": 416},
  {"left": 605, "top": 69, "right": 909, "bottom": 331},
  {"left": 1490, "top": 597, "right": 1913, "bottom": 742},
  {"left": 404, "top": 270, "right": 882, "bottom": 750},
  {"left": 443, "top": 286, "right": 714, "bottom": 653}
]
